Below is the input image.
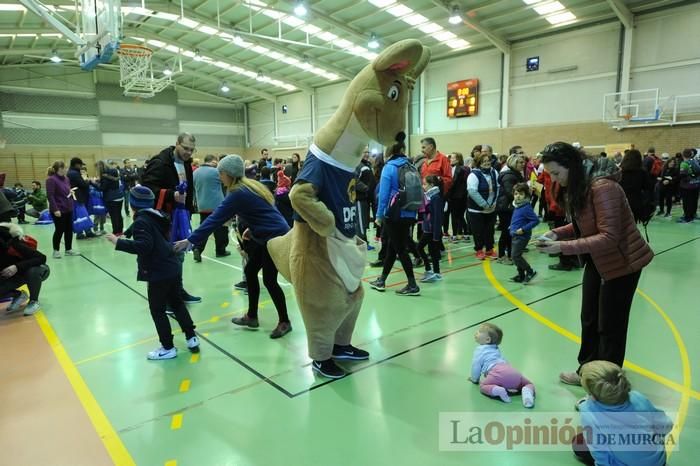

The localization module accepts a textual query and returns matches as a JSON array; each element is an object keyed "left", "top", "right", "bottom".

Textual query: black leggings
[
  {"left": 680, "top": 187, "right": 699, "bottom": 220},
  {"left": 658, "top": 184, "right": 674, "bottom": 214},
  {"left": 578, "top": 259, "right": 641, "bottom": 371},
  {"left": 51, "top": 211, "right": 73, "bottom": 251},
  {"left": 106, "top": 200, "right": 124, "bottom": 234},
  {"left": 148, "top": 277, "right": 196, "bottom": 349},
  {"left": 417, "top": 233, "right": 441, "bottom": 273},
  {"left": 244, "top": 241, "right": 289, "bottom": 323},
  {"left": 497, "top": 211, "right": 513, "bottom": 258},
  {"left": 449, "top": 198, "right": 466, "bottom": 236},
  {"left": 468, "top": 211, "right": 496, "bottom": 251},
  {"left": 381, "top": 218, "right": 416, "bottom": 285}
]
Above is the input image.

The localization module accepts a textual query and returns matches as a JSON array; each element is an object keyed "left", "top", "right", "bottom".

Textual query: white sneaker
[
  {"left": 433, "top": 273, "right": 443, "bottom": 281},
  {"left": 7, "top": 292, "right": 29, "bottom": 313},
  {"left": 420, "top": 271, "right": 436, "bottom": 282},
  {"left": 147, "top": 346, "right": 177, "bottom": 360},
  {"left": 53, "top": 250, "right": 62, "bottom": 259},
  {"left": 522, "top": 386, "right": 535, "bottom": 408},
  {"left": 23, "top": 301, "right": 41, "bottom": 316},
  {"left": 64, "top": 250, "right": 81, "bottom": 256},
  {"left": 186, "top": 336, "right": 200, "bottom": 353}
]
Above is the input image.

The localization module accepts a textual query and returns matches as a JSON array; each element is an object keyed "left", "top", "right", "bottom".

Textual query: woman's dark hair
[
  {"left": 452, "top": 152, "right": 464, "bottom": 166},
  {"left": 388, "top": 131, "right": 406, "bottom": 156},
  {"left": 682, "top": 148, "right": 693, "bottom": 159},
  {"left": 424, "top": 174, "right": 443, "bottom": 193},
  {"left": 619, "top": 149, "right": 643, "bottom": 171},
  {"left": 471, "top": 144, "right": 482, "bottom": 157},
  {"left": 48, "top": 160, "right": 65, "bottom": 176},
  {"left": 540, "top": 141, "right": 587, "bottom": 215}
]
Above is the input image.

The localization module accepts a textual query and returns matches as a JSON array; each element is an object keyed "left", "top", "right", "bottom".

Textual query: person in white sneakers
[
  {"left": 107, "top": 185, "right": 199, "bottom": 360},
  {"left": 0, "top": 223, "right": 49, "bottom": 316}
]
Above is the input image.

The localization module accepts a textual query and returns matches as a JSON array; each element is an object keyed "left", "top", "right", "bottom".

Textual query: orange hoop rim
[
  {"left": 117, "top": 44, "right": 153, "bottom": 57},
  {"left": 622, "top": 113, "right": 633, "bottom": 121}
]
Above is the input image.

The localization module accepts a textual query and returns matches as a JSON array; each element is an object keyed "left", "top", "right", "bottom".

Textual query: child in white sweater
[{"left": 469, "top": 323, "right": 535, "bottom": 408}]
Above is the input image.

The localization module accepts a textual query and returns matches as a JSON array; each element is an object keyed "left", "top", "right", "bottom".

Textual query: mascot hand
[{"left": 289, "top": 182, "right": 335, "bottom": 237}]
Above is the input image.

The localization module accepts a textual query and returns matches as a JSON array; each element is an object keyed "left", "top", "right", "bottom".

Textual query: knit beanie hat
[
  {"left": 217, "top": 154, "right": 245, "bottom": 179},
  {"left": 277, "top": 169, "right": 291, "bottom": 190},
  {"left": 130, "top": 184, "right": 155, "bottom": 210}
]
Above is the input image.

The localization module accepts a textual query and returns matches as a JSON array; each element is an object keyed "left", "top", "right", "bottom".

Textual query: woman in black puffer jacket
[
  {"left": 496, "top": 154, "right": 525, "bottom": 263},
  {"left": 619, "top": 150, "right": 655, "bottom": 223}
]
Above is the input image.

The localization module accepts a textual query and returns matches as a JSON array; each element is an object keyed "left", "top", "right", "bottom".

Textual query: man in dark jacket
[
  {"left": 355, "top": 148, "right": 376, "bottom": 244},
  {"left": 140, "top": 132, "right": 200, "bottom": 304},
  {"left": 0, "top": 223, "right": 49, "bottom": 316},
  {"left": 121, "top": 159, "right": 139, "bottom": 216},
  {"left": 67, "top": 158, "right": 96, "bottom": 239}
]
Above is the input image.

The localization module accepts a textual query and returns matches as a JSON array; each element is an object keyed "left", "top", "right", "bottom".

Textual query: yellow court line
[
  {"left": 636, "top": 289, "right": 692, "bottom": 459},
  {"left": 190, "top": 353, "right": 200, "bottom": 364},
  {"left": 483, "top": 260, "right": 700, "bottom": 401},
  {"left": 74, "top": 300, "right": 273, "bottom": 365},
  {"left": 179, "top": 379, "right": 191, "bottom": 393},
  {"left": 165, "top": 460, "right": 177, "bottom": 466},
  {"left": 35, "top": 312, "right": 136, "bottom": 466},
  {"left": 171, "top": 413, "right": 183, "bottom": 430}
]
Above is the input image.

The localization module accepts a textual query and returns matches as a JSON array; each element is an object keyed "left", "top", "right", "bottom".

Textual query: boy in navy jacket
[
  {"left": 418, "top": 175, "right": 444, "bottom": 283},
  {"left": 107, "top": 185, "right": 199, "bottom": 360},
  {"left": 509, "top": 182, "right": 539, "bottom": 283}
]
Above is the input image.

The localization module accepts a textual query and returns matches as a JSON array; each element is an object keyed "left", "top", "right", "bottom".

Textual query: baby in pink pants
[{"left": 469, "top": 323, "right": 535, "bottom": 408}]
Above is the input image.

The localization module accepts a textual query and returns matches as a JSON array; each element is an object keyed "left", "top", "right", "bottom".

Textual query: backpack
[
  {"left": 650, "top": 157, "right": 664, "bottom": 177},
  {"left": 7, "top": 234, "right": 38, "bottom": 258},
  {"left": 388, "top": 161, "right": 423, "bottom": 218}
]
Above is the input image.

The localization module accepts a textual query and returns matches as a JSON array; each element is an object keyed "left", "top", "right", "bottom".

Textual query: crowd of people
[{"left": 1, "top": 132, "right": 694, "bottom": 466}]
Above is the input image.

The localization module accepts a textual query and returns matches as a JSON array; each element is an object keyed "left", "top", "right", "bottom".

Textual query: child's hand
[
  {"left": 516, "top": 228, "right": 524, "bottom": 235},
  {"left": 105, "top": 234, "right": 118, "bottom": 245},
  {"left": 242, "top": 228, "right": 252, "bottom": 240},
  {"left": 173, "top": 239, "right": 191, "bottom": 252}
]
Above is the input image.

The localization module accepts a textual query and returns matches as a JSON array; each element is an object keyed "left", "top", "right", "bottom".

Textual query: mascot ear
[{"left": 373, "top": 39, "right": 431, "bottom": 78}]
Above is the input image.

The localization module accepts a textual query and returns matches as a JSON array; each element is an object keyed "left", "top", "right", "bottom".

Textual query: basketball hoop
[
  {"left": 117, "top": 44, "right": 171, "bottom": 98},
  {"left": 622, "top": 113, "right": 633, "bottom": 121}
]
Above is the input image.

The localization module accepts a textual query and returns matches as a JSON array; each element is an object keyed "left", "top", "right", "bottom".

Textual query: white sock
[
  {"left": 522, "top": 387, "right": 535, "bottom": 408},
  {"left": 491, "top": 386, "right": 511, "bottom": 403}
]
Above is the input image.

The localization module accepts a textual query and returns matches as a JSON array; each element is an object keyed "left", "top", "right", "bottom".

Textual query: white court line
[{"left": 201, "top": 254, "right": 293, "bottom": 287}]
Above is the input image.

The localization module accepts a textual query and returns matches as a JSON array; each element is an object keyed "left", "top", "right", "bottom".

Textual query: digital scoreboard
[{"left": 447, "top": 79, "right": 479, "bottom": 118}]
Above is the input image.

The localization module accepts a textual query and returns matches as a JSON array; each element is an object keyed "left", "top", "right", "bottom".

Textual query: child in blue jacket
[
  {"left": 418, "top": 175, "right": 444, "bottom": 283},
  {"left": 107, "top": 185, "right": 199, "bottom": 360},
  {"left": 509, "top": 182, "right": 539, "bottom": 283}
]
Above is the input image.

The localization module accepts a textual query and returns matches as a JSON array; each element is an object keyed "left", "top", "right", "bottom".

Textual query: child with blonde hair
[
  {"left": 469, "top": 323, "right": 535, "bottom": 408},
  {"left": 573, "top": 360, "right": 673, "bottom": 466}
]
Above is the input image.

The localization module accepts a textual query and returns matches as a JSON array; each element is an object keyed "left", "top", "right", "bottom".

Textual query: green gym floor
[{"left": 2, "top": 209, "right": 699, "bottom": 466}]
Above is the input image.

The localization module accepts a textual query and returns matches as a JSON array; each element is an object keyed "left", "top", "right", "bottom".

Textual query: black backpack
[{"left": 388, "top": 161, "right": 423, "bottom": 219}]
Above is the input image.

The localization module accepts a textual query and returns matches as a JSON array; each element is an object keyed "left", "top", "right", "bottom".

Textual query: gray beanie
[{"left": 217, "top": 154, "right": 245, "bottom": 178}]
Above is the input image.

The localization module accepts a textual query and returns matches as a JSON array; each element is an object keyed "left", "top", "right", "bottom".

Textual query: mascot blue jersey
[{"left": 294, "top": 149, "right": 357, "bottom": 238}]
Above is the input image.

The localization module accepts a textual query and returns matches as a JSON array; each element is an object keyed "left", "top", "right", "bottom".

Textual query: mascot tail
[{"left": 267, "top": 229, "right": 293, "bottom": 281}]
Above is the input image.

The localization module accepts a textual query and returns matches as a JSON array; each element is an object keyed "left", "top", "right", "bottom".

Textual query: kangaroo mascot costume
[{"left": 267, "top": 39, "right": 430, "bottom": 378}]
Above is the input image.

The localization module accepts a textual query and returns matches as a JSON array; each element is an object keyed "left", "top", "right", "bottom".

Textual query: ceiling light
[
  {"left": 163, "top": 68, "right": 173, "bottom": 76},
  {"left": 194, "top": 49, "right": 202, "bottom": 61},
  {"left": 50, "top": 50, "right": 61, "bottom": 63},
  {"left": 294, "top": 1, "right": 308, "bottom": 17},
  {"left": 386, "top": 5, "right": 413, "bottom": 17},
  {"left": 403, "top": 14, "right": 428, "bottom": 26},
  {"left": 0, "top": 4, "right": 27, "bottom": 10},
  {"left": 448, "top": 6, "right": 463, "bottom": 25},
  {"left": 220, "top": 82, "right": 230, "bottom": 93},
  {"left": 445, "top": 38, "right": 470, "bottom": 49},
  {"left": 155, "top": 12, "right": 179, "bottom": 21},
  {"left": 522, "top": 0, "right": 541, "bottom": 4},
  {"left": 282, "top": 16, "right": 305, "bottom": 27},
  {"left": 316, "top": 31, "right": 338, "bottom": 41},
  {"left": 419, "top": 22, "right": 443, "bottom": 34},
  {"left": 368, "top": 0, "right": 396, "bottom": 7},
  {"left": 367, "top": 33, "right": 379, "bottom": 49},
  {"left": 534, "top": 1, "right": 564, "bottom": 15},
  {"left": 300, "top": 24, "right": 321, "bottom": 34},
  {"left": 178, "top": 17, "right": 199, "bottom": 29},
  {"left": 434, "top": 30, "right": 457, "bottom": 41},
  {"left": 263, "top": 9, "right": 285, "bottom": 20},
  {"left": 197, "top": 25, "right": 219, "bottom": 35},
  {"left": 546, "top": 11, "right": 576, "bottom": 24}
]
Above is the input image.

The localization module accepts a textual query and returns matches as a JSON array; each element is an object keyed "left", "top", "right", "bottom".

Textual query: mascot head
[{"left": 314, "top": 39, "right": 430, "bottom": 166}]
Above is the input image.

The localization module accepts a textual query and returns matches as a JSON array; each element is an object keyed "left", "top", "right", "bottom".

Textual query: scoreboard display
[{"left": 447, "top": 79, "right": 479, "bottom": 118}]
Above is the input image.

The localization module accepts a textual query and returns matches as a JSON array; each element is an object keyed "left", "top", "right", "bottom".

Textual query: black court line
[
  {"left": 77, "top": 234, "right": 700, "bottom": 400},
  {"left": 291, "top": 282, "right": 583, "bottom": 397}
]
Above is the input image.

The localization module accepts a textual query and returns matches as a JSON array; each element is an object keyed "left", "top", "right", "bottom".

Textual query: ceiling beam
[
  {"left": 432, "top": 0, "right": 510, "bottom": 54},
  {"left": 606, "top": 0, "right": 634, "bottom": 28}
]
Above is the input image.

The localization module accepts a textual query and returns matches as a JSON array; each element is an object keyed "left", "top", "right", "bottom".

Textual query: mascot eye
[{"left": 387, "top": 85, "right": 400, "bottom": 102}]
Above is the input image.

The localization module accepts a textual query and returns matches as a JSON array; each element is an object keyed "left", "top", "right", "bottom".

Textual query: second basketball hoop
[{"left": 117, "top": 44, "right": 171, "bottom": 98}]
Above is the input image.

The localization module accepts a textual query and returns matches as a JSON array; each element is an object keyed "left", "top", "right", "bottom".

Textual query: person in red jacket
[
  {"left": 419, "top": 137, "right": 452, "bottom": 194},
  {"left": 536, "top": 142, "right": 653, "bottom": 386}
]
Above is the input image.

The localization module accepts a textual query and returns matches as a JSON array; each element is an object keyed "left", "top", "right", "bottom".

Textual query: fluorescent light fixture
[
  {"left": 280, "top": 56, "right": 299, "bottom": 64},
  {"left": 155, "top": 12, "right": 179, "bottom": 21},
  {"left": 165, "top": 45, "right": 180, "bottom": 53},
  {"left": 229, "top": 65, "right": 243, "bottom": 73},
  {"left": 522, "top": 0, "right": 541, "bottom": 4},
  {"left": 546, "top": 10, "right": 576, "bottom": 24},
  {"left": 294, "top": 1, "right": 307, "bottom": 17},
  {"left": 126, "top": 7, "right": 150, "bottom": 16},
  {"left": 333, "top": 38, "right": 354, "bottom": 49},
  {"left": 182, "top": 50, "right": 196, "bottom": 58},
  {"left": 403, "top": 14, "right": 428, "bottom": 26},
  {"left": 178, "top": 17, "right": 199, "bottom": 29},
  {"left": 282, "top": 84, "right": 296, "bottom": 91},
  {"left": 349, "top": 45, "right": 369, "bottom": 55},
  {"left": 218, "top": 32, "right": 235, "bottom": 40},
  {"left": 300, "top": 24, "right": 321, "bottom": 34},
  {"left": 242, "top": 70, "right": 257, "bottom": 78},
  {"left": 251, "top": 45, "right": 270, "bottom": 54},
  {"left": 282, "top": 16, "right": 305, "bottom": 27},
  {"left": 418, "top": 22, "right": 443, "bottom": 34},
  {"left": 434, "top": 30, "right": 457, "bottom": 41},
  {"left": 41, "top": 33, "right": 62, "bottom": 38},
  {"left": 147, "top": 39, "right": 165, "bottom": 47},
  {"left": 163, "top": 68, "right": 173, "bottom": 76},
  {"left": 367, "top": 33, "right": 379, "bottom": 49},
  {"left": 268, "top": 51, "right": 283, "bottom": 59},
  {"left": 220, "top": 82, "right": 230, "bottom": 93},
  {"left": 0, "top": 4, "right": 27, "bottom": 10},
  {"left": 325, "top": 73, "right": 340, "bottom": 80},
  {"left": 232, "top": 36, "right": 253, "bottom": 48},
  {"left": 316, "top": 31, "right": 338, "bottom": 41},
  {"left": 368, "top": 0, "right": 396, "bottom": 7},
  {"left": 445, "top": 38, "right": 470, "bottom": 49},
  {"left": 16, "top": 34, "right": 37, "bottom": 37},
  {"left": 193, "top": 49, "right": 202, "bottom": 61},
  {"left": 535, "top": 1, "right": 564, "bottom": 15},
  {"left": 448, "top": 6, "right": 463, "bottom": 25},
  {"left": 198, "top": 25, "right": 219, "bottom": 35},
  {"left": 50, "top": 50, "right": 61, "bottom": 63},
  {"left": 297, "top": 62, "right": 312, "bottom": 70},
  {"left": 214, "top": 61, "right": 228, "bottom": 68},
  {"left": 386, "top": 5, "right": 413, "bottom": 17},
  {"left": 263, "top": 9, "right": 284, "bottom": 19}
]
